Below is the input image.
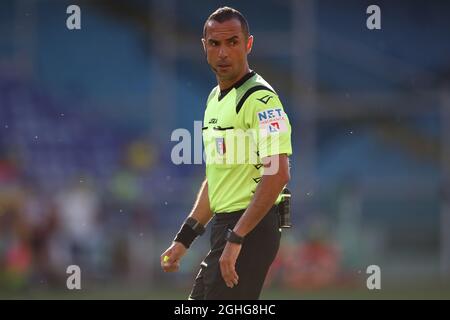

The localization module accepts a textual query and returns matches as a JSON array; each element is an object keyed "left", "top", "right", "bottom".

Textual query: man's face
[{"left": 202, "top": 19, "right": 253, "bottom": 83}]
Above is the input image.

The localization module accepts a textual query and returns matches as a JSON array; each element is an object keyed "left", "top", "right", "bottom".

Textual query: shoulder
[
  {"left": 206, "top": 86, "right": 219, "bottom": 105},
  {"left": 236, "top": 73, "right": 280, "bottom": 114}
]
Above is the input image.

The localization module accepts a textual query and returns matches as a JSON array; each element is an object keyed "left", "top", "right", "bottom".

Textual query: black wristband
[
  {"left": 185, "top": 217, "right": 206, "bottom": 236},
  {"left": 225, "top": 228, "right": 244, "bottom": 244},
  {"left": 173, "top": 217, "right": 205, "bottom": 249}
]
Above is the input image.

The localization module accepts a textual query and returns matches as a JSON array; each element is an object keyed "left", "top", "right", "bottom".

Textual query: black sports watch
[{"left": 225, "top": 228, "right": 244, "bottom": 244}]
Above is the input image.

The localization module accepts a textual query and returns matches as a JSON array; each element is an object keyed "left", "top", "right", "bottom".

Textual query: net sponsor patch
[{"left": 257, "top": 108, "right": 288, "bottom": 134}]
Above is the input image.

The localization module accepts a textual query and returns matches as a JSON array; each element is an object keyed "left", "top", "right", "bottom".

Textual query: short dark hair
[{"left": 203, "top": 7, "right": 250, "bottom": 38}]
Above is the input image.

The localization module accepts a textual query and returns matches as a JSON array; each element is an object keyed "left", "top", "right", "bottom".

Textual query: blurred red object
[
  {"left": 6, "top": 241, "right": 32, "bottom": 274},
  {"left": 0, "top": 159, "right": 18, "bottom": 183}
]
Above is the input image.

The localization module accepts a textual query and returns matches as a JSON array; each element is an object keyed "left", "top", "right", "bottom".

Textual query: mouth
[{"left": 217, "top": 63, "right": 231, "bottom": 70}]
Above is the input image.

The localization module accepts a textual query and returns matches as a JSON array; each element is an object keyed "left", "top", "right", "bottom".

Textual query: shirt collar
[{"left": 218, "top": 70, "right": 256, "bottom": 101}]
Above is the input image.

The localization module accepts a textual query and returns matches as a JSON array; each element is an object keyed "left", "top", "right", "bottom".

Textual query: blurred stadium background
[{"left": 1, "top": 0, "right": 450, "bottom": 299}]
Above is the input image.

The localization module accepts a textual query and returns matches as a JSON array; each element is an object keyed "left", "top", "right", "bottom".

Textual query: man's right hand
[{"left": 160, "top": 241, "right": 187, "bottom": 272}]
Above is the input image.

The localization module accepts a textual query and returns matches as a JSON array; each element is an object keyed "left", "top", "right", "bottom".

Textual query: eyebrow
[
  {"left": 208, "top": 35, "right": 240, "bottom": 43},
  {"left": 226, "top": 36, "right": 239, "bottom": 41}
]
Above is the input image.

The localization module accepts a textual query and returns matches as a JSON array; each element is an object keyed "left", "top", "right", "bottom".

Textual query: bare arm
[
  {"left": 233, "top": 154, "right": 290, "bottom": 237},
  {"left": 188, "top": 178, "right": 214, "bottom": 227},
  {"left": 219, "top": 154, "right": 290, "bottom": 287},
  {"left": 161, "top": 178, "right": 212, "bottom": 272}
]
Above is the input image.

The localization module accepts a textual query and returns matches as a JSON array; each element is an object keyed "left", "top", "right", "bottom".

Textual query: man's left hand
[{"left": 219, "top": 242, "right": 242, "bottom": 288}]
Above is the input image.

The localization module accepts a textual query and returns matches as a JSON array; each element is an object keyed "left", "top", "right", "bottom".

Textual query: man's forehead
[{"left": 205, "top": 19, "right": 244, "bottom": 40}]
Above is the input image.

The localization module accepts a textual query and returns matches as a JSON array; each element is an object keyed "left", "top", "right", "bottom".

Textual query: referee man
[{"left": 161, "top": 7, "right": 292, "bottom": 300}]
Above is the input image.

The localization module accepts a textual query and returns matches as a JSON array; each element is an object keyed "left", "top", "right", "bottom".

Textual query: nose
[{"left": 218, "top": 46, "right": 228, "bottom": 59}]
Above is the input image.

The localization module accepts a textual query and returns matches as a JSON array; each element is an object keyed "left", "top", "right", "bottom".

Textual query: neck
[{"left": 218, "top": 66, "right": 251, "bottom": 91}]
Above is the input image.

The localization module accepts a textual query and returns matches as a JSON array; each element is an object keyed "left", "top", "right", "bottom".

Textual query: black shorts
[{"left": 189, "top": 206, "right": 281, "bottom": 300}]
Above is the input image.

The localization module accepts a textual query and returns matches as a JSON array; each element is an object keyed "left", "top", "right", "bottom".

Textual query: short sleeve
[{"left": 242, "top": 91, "right": 292, "bottom": 159}]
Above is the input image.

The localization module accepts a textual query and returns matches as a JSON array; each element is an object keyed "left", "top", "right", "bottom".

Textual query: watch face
[{"left": 226, "top": 229, "right": 243, "bottom": 244}]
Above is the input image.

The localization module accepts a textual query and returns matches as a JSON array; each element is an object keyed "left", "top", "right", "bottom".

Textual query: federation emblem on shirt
[{"left": 216, "top": 137, "right": 226, "bottom": 155}]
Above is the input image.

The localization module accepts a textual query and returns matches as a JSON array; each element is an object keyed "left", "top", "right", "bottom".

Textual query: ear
[
  {"left": 201, "top": 38, "right": 206, "bottom": 53},
  {"left": 246, "top": 35, "right": 254, "bottom": 54}
]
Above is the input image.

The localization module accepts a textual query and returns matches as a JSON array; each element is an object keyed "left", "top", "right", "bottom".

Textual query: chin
[{"left": 218, "top": 71, "right": 235, "bottom": 80}]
